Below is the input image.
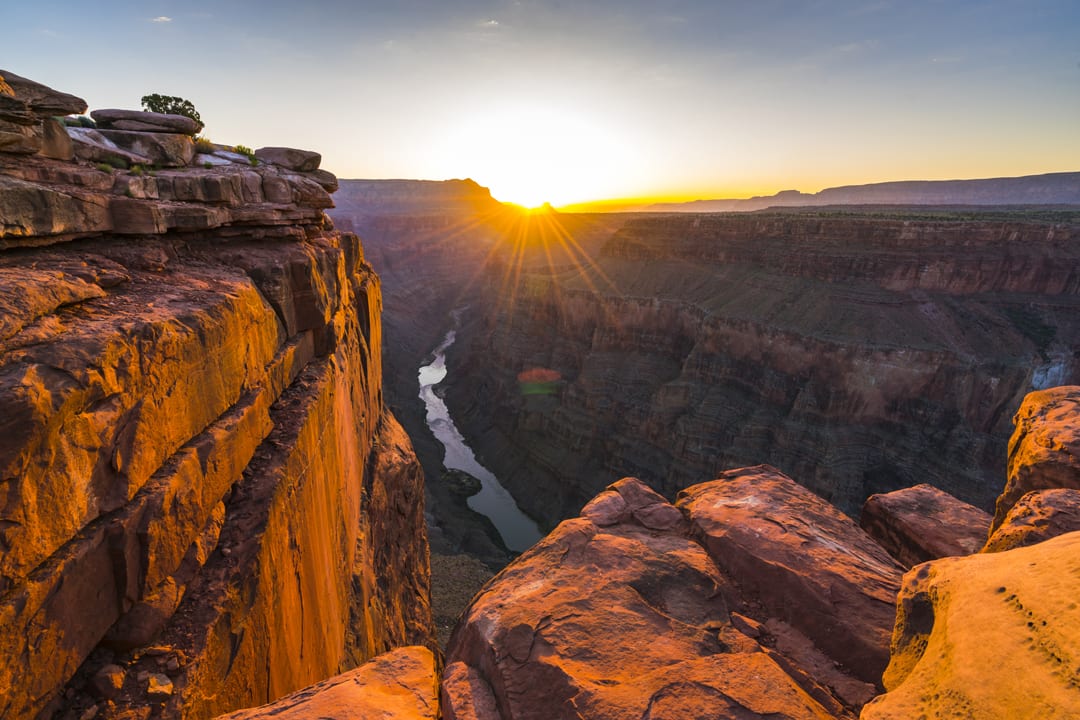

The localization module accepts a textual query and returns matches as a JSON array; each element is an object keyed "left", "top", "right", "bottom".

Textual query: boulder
[
  {"left": 860, "top": 484, "right": 992, "bottom": 567},
  {"left": 992, "top": 386, "right": 1080, "bottom": 532},
  {"left": 862, "top": 531, "right": 1080, "bottom": 719},
  {"left": 67, "top": 126, "right": 153, "bottom": 166},
  {"left": 91, "top": 108, "right": 201, "bottom": 135},
  {"left": 39, "top": 117, "right": 74, "bottom": 161},
  {"left": 982, "top": 488, "right": 1080, "bottom": 552},
  {"left": 255, "top": 146, "right": 321, "bottom": 172},
  {"left": 214, "top": 647, "right": 438, "bottom": 720},
  {"left": 97, "top": 129, "right": 195, "bottom": 167},
  {"left": 302, "top": 168, "right": 338, "bottom": 193},
  {"left": 442, "top": 477, "right": 843, "bottom": 720},
  {"left": 677, "top": 465, "right": 904, "bottom": 686},
  {"left": 0, "top": 69, "right": 86, "bottom": 116}
]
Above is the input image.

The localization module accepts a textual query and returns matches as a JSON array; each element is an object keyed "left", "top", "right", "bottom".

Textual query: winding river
[{"left": 418, "top": 327, "right": 543, "bottom": 553}]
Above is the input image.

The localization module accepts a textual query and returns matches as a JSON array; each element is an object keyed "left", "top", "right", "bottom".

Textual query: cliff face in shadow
[
  {"left": 0, "top": 72, "right": 433, "bottom": 719},
  {"left": 444, "top": 212, "right": 1080, "bottom": 523}
]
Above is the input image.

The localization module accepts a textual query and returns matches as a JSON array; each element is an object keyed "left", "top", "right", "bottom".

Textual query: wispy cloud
[
  {"left": 479, "top": 19, "right": 500, "bottom": 29},
  {"left": 150, "top": 16, "right": 173, "bottom": 23}
]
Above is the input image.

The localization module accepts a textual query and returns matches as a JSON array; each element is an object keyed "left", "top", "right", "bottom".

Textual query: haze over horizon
[{"left": 8, "top": 0, "right": 1080, "bottom": 207}]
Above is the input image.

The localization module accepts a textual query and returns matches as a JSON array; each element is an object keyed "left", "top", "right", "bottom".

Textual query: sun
[{"left": 430, "top": 104, "right": 637, "bottom": 208}]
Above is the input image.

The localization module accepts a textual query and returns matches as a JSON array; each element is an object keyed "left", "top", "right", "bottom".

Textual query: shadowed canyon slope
[
  {"left": 0, "top": 72, "right": 433, "bottom": 719},
  {"left": 442, "top": 212, "right": 1080, "bottom": 523}
]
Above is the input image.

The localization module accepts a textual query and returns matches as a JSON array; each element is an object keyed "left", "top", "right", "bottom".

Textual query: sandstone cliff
[{"left": 0, "top": 71, "right": 433, "bottom": 719}]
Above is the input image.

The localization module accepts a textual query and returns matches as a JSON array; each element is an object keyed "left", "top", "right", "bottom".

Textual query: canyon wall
[
  {"left": 0, "top": 72, "right": 433, "bottom": 719},
  {"left": 444, "top": 212, "right": 1080, "bottom": 523}
]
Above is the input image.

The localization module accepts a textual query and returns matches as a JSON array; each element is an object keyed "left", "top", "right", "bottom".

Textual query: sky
[{"left": 6, "top": 0, "right": 1080, "bottom": 207}]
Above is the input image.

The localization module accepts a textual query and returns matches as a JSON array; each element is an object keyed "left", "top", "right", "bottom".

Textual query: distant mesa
[{"left": 647, "top": 172, "right": 1080, "bottom": 212}]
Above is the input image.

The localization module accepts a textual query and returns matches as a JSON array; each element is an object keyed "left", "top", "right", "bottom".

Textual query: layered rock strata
[
  {"left": 445, "top": 213, "right": 1080, "bottom": 524},
  {"left": 0, "top": 72, "right": 433, "bottom": 719},
  {"left": 442, "top": 470, "right": 903, "bottom": 719},
  {"left": 859, "top": 484, "right": 991, "bottom": 567}
]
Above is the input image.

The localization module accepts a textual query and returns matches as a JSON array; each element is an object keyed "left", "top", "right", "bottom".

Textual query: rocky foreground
[{"left": 225, "top": 385, "right": 1080, "bottom": 720}]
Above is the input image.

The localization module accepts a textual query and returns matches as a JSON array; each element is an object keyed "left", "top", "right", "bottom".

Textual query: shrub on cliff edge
[{"left": 140, "top": 93, "right": 203, "bottom": 131}]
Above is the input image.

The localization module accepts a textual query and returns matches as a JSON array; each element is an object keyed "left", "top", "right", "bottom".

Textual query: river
[{"left": 418, "top": 327, "right": 543, "bottom": 553}]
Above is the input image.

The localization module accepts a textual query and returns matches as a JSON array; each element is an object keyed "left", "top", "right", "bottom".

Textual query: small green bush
[
  {"left": 106, "top": 156, "right": 129, "bottom": 170},
  {"left": 194, "top": 136, "right": 215, "bottom": 154},
  {"left": 203, "top": 162, "right": 213, "bottom": 169},
  {"left": 130, "top": 164, "right": 144, "bottom": 176},
  {"left": 94, "top": 162, "right": 113, "bottom": 173}
]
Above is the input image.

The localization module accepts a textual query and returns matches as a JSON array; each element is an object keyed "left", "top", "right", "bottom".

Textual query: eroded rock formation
[
  {"left": 442, "top": 470, "right": 903, "bottom": 719},
  {"left": 992, "top": 385, "right": 1080, "bottom": 531},
  {"left": 0, "top": 71, "right": 433, "bottom": 719},
  {"left": 862, "top": 531, "right": 1080, "bottom": 719}
]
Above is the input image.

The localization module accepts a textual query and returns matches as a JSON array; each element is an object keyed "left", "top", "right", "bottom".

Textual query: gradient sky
[{"left": 6, "top": 1, "right": 1080, "bottom": 206}]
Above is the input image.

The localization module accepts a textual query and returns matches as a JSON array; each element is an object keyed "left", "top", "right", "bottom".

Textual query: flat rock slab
[
  {"left": 863, "top": 531, "right": 1080, "bottom": 720},
  {"left": 677, "top": 465, "right": 904, "bottom": 686},
  {"left": 983, "top": 488, "right": 1080, "bottom": 552},
  {"left": 255, "top": 146, "right": 321, "bottom": 171},
  {"left": 214, "top": 647, "right": 438, "bottom": 720},
  {"left": 442, "top": 477, "right": 841, "bottom": 720},
  {"left": 0, "top": 68, "right": 86, "bottom": 116},
  {"left": 992, "top": 386, "right": 1080, "bottom": 532},
  {"left": 91, "top": 108, "right": 201, "bottom": 135},
  {"left": 860, "top": 483, "right": 991, "bottom": 567}
]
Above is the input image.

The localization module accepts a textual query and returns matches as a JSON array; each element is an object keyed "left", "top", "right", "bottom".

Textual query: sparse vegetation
[
  {"left": 130, "top": 164, "right": 144, "bottom": 176},
  {"left": 203, "top": 162, "right": 213, "bottom": 169},
  {"left": 94, "top": 162, "right": 113, "bottom": 173},
  {"left": 194, "top": 136, "right": 215, "bottom": 154},
  {"left": 140, "top": 93, "right": 203, "bottom": 130},
  {"left": 232, "top": 144, "right": 258, "bottom": 166}
]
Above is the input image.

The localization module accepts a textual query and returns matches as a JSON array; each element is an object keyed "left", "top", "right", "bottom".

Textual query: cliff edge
[{"left": 0, "top": 70, "right": 434, "bottom": 719}]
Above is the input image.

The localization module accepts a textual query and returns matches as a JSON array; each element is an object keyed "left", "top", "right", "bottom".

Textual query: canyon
[{"left": 3, "top": 69, "right": 1080, "bottom": 720}]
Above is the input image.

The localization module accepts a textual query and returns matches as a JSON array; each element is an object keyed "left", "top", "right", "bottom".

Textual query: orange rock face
[
  {"left": 0, "top": 73, "right": 434, "bottom": 719},
  {"left": 443, "top": 472, "right": 906, "bottom": 719},
  {"left": 213, "top": 646, "right": 438, "bottom": 720},
  {"left": 992, "top": 386, "right": 1080, "bottom": 532},
  {"left": 859, "top": 484, "right": 991, "bottom": 567},
  {"left": 982, "top": 488, "right": 1080, "bottom": 552},
  {"left": 863, "top": 531, "right": 1080, "bottom": 720}
]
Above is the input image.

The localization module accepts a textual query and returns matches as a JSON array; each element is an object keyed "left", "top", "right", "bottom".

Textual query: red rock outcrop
[
  {"left": 991, "top": 385, "right": 1080, "bottom": 532},
  {"left": 443, "top": 471, "right": 905, "bottom": 719},
  {"left": 982, "top": 488, "right": 1080, "bottom": 552},
  {"left": 862, "top": 531, "right": 1080, "bottom": 719},
  {"left": 677, "top": 466, "right": 904, "bottom": 688},
  {"left": 859, "top": 484, "right": 991, "bottom": 567},
  {"left": 214, "top": 646, "right": 438, "bottom": 720},
  {"left": 0, "top": 72, "right": 434, "bottom": 719}
]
